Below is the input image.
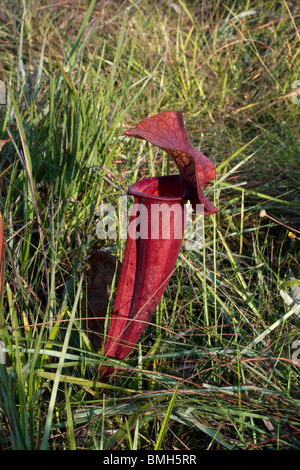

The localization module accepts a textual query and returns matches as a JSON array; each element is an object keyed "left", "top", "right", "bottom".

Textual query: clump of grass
[{"left": 0, "top": 0, "right": 299, "bottom": 450}]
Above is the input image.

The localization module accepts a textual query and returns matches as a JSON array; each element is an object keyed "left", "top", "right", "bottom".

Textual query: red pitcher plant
[{"left": 97, "top": 111, "right": 218, "bottom": 378}]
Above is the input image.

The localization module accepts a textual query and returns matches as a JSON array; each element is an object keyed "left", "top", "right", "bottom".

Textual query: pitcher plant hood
[{"left": 124, "top": 111, "right": 218, "bottom": 215}]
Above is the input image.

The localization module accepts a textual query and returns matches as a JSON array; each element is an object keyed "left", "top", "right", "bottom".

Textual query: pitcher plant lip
[
  {"left": 128, "top": 174, "right": 184, "bottom": 202},
  {"left": 100, "top": 111, "right": 218, "bottom": 380}
]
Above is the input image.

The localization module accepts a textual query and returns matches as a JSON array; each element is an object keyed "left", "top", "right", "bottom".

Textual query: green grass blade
[
  {"left": 216, "top": 136, "right": 259, "bottom": 172},
  {"left": 65, "top": 381, "right": 76, "bottom": 450},
  {"left": 40, "top": 275, "right": 83, "bottom": 449},
  {"left": 0, "top": 364, "right": 28, "bottom": 450},
  {"left": 154, "top": 382, "right": 179, "bottom": 450}
]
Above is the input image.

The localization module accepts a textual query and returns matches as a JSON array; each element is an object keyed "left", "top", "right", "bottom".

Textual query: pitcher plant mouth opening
[{"left": 99, "top": 111, "right": 218, "bottom": 379}]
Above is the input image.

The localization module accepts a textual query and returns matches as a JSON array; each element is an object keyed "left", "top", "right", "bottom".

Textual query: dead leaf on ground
[
  {"left": 0, "top": 136, "right": 12, "bottom": 152},
  {"left": 81, "top": 250, "right": 122, "bottom": 351}
]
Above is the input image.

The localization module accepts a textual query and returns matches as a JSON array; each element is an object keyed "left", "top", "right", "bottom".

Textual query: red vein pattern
[{"left": 125, "top": 111, "right": 218, "bottom": 215}]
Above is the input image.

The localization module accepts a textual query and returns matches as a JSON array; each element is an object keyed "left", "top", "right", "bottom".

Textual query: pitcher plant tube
[{"left": 101, "top": 111, "right": 218, "bottom": 378}]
